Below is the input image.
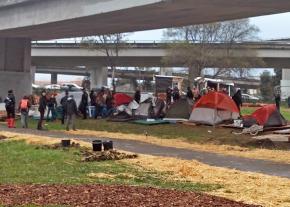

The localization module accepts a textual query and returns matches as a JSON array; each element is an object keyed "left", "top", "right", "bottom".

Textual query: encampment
[
  {"left": 189, "top": 92, "right": 239, "bottom": 125},
  {"left": 243, "top": 104, "right": 287, "bottom": 128}
]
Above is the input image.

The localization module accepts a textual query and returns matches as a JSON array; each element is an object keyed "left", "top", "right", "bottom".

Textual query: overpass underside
[{"left": 0, "top": 0, "right": 290, "bottom": 40}]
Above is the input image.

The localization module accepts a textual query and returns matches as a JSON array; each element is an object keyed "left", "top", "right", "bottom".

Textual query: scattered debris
[
  {"left": 35, "top": 141, "right": 81, "bottom": 150},
  {"left": 0, "top": 135, "right": 7, "bottom": 140},
  {"left": 81, "top": 150, "right": 138, "bottom": 162},
  {"left": 233, "top": 125, "right": 263, "bottom": 136}
]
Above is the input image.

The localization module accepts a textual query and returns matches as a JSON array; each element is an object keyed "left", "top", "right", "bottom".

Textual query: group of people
[{"left": 164, "top": 85, "right": 243, "bottom": 113}]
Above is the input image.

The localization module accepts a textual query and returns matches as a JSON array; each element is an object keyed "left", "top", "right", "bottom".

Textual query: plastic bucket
[
  {"left": 61, "top": 139, "right": 71, "bottom": 147},
  {"left": 92, "top": 140, "right": 102, "bottom": 151},
  {"left": 103, "top": 141, "right": 113, "bottom": 151}
]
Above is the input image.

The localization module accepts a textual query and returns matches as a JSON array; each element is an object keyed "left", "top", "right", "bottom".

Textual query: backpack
[{"left": 20, "top": 99, "right": 28, "bottom": 110}]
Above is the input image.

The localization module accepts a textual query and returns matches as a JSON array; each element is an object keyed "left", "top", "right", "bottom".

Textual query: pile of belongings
[
  {"left": 189, "top": 92, "right": 239, "bottom": 125},
  {"left": 109, "top": 93, "right": 166, "bottom": 122}
]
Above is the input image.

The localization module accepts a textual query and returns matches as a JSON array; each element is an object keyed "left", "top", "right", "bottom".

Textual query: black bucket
[
  {"left": 61, "top": 139, "right": 71, "bottom": 147},
  {"left": 92, "top": 140, "right": 102, "bottom": 151},
  {"left": 103, "top": 141, "right": 113, "bottom": 151}
]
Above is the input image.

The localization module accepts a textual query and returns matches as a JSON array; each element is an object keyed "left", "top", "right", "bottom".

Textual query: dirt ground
[{"left": 0, "top": 184, "right": 260, "bottom": 207}]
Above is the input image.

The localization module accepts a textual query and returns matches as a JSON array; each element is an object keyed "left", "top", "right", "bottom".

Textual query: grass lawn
[{"left": 0, "top": 140, "right": 220, "bottom": 193}]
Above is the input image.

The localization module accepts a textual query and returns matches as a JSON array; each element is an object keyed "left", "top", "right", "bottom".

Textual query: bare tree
[
  {"left": 163, "top": 19, "right": 263, "bottom": 86},
  {"left": 81, "top": 34, "right": 128, "bottom": 92}
]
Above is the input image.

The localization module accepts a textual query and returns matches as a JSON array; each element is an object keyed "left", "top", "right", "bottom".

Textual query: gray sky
[
  {"left": 36, "top": 12, "right": 290, "bottom": 82},
  {"left": 129, "top": 12, "right": 290, "bottom": 41}
]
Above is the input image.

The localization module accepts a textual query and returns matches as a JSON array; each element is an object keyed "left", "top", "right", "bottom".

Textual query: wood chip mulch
[{"left": 0, "top": 184, "right": 261, "bottom": 207}]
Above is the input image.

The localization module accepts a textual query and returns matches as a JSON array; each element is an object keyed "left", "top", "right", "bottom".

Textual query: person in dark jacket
[
  {"left": 79, "top": 89, "right": 88, "bottom": 119},
  {"left": 37, "top": 90, "right": 47, "bottom": 130},
  {"left": 134, "top": 87, "right": 141, "bottom": 104},
  {"left": 186, "top": 87, "right": 194, "bottom": 100},
  {"left": 4, "top": 90, "right": 16, "bottom": 128},
  {"left": 172, "top": 87, "right": 180, "bottom": 102},
  {"left": 166, "top": 87, "right": 172, "bottom": 108},
  {"left": 46, "top": 93, "right": 57, "bottom": 122},
  {"left": 60, "top": 90, "right": 69, "bottom": 125},
  {"left": 65, "top": 95, "right": 78, "bottom": 131},
  {"left": 232, "top": 89, "right": 242, "bottom": 113}
]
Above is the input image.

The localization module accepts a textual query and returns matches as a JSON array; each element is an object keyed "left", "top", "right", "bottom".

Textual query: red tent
[
  {"left": 114, "top": 93, "right": 133, "bottom": 106},
  {"left": 190, "top": 92, "right": 239, "bottom": 125},
  {"left": 244, "top": 104, "right": 287, "bottom": 127},
  {"left": 194, "top": 92, "right": 239, "bottom": 113}
]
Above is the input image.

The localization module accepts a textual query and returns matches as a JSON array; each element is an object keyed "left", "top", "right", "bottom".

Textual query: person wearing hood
[
  {"left": 232, "top": 89, "right": 242, "bottom": 113},
  {"left": 4, "top": 90, "right": 16, "bottom": 128},
  {"left": 60, "top": 90, "right": 69, "bottom": 125},
  {"left": 65, "top": 95, "right": 78, "bottom": 131},
  {"left": 37, "top": 90, "right": 47, "bottom": 130},
  {"left": 79, "top": 89, "right": 88, "bottom": 119}
]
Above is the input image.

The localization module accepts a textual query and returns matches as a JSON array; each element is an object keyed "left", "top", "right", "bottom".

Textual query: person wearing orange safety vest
[{"left": 18, "top": 96, "right": 31, "bottom": 128}]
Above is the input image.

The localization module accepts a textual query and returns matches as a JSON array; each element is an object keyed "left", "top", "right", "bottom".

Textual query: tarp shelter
[
  {"left": 165, "top": 97, "right": 191, "bottom": 119},
  {"left": 135, "top": 102, "right": 153, "bottom": 118},
  {"left": 243, "top": 104, "right": 287, "bottom": 127},
  {"left": 114, "top": 93, "right": 133, "bottom": 106},
  {"left": 189, "top": 92, "right": 239, "bottom": 125}
]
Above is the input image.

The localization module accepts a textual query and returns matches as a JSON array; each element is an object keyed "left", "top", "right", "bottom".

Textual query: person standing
[
  {"left": 79, "top": 89, "right": 88, "bottom": 119},
  {"left": 287, "top": 96, "right": 290, "bottom": 108},
  {"left": 274, "top": 86, "right": 281, "bottom": 111},
  {"left": 60, "top": 90, "right": 69, "bottom": 125},
  {"left": 18, "top": 96, "right": 31, "bottom": 128},
  {"left": 232, "top": 89, "right": 243, "bottom": 113},
  {"left": 186, "top": 87, "right": 194, "bottom": 100},
  {"left": 46, "top": 93, "right": 57, "bottom": 122},
  {"left": 134, "top": 87, "right": 141, "bottom": 104},
  {"left": 65, "top": 95, "right": 78, "bottom": 131},
  {"left": 172, "top": 87, "right": 180, "bottom": 102},
  {"left": 166, "top": 87, "right": 172, "bottom": 108},
  {"left": 4, "top": 90, "right": 16, "bottom": 128},
  {"left": 37, "top": 91, "right": 47, "bottom": 130}
]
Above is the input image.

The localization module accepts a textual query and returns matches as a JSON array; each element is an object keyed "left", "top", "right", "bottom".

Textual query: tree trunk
[{"left": 188, "top": 66, "right": 201, "bottom": 87}]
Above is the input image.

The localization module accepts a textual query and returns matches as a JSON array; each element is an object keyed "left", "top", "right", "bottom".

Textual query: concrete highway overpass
[
  {"left": 1, "top": 0, "right": 290, "bottom": 40},
  {"left": 31, "top": 42, "right": 290, "bottom": 68},
  {"left": 1, "top": 0, "right": 290, "bottom": 100}
]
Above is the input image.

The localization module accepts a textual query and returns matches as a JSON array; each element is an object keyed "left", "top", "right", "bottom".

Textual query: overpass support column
[
  {"left": 51, "top": 73, "right": 58, "bottom": 84},
  {"left": 90, "top": 67, "right": 108, "bottom": 89},
  {"left": 0, "top": 38, "right": 31, "bottom": 102},
  {"left": 281, "top": 69, "right": 290, "bottom": 98}
]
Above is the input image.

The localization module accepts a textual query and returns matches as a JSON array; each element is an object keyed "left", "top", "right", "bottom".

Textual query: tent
[
  {"left": 135, "top": 102, "right": 153, "bottom": 118},
  {"left": 189, "top": 92, "right": 239, "bottom": 125},
  {"left": 114, "top": 93, "right": 133, "bottom": 106},
  {"left": 243, "top": 104, "right": 287, "bottom": 127},
  {"left": 165, "top": 97, "right": 191, "bottom": 119}
]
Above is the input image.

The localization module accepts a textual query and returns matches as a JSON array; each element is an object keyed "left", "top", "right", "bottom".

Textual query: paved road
[{"left": 1, "top": 126, "right": 290, "bottom": 179}]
